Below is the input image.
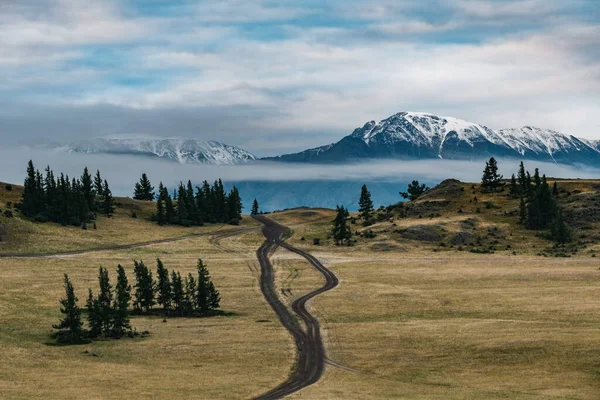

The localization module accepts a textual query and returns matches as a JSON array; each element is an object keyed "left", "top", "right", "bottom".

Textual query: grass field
[{"left": 1, "top": 179, "right": 600, "bottom": 398}]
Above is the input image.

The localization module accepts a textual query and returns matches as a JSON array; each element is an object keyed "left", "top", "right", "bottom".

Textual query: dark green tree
[
  {"left": 481, "top": 157, "right": 503, "bottom": 191},
  {"left": 156, "top": 258, "right": 172, "bottom": 313},
  {"left": 196, "top": 259, "right": 220, "bottom": 313},
  {"left": 81, "top": 167, "right": 95, "bottom": 211},
  {"left": 52, "top": 274, "right": 86, "bottom": 344},
  {"left": 133, "top": 260, "right": 155, "bottom": 313},
  {"left": 94, "top": 170, "right": 104, "bottom": 196},
  {"left": 251, "top": 199, "right": 259, "bottom": 215},
  {"left": 97, "top": 266, "right": 113, "bottom": 337},
  {"left": 400, "top": 180, "right": 429, "bottom": 201},
  {"left": 519, "top": 196, "right": 527, "bottom": 225},
  {"left": 133, "top": 173, "right": 155, "bottom": 201},
  {"left": 112, "top": 264, "right": 131, "bottom": 338},
  {"left": 86, "top": 288, "right": 102, "bottom": 338},
  {"left": 508, "top": 174, "right": 519, "bottom": 198},
  {"left": 552, "top": 181, "right": 559, "bottom": 197},
  {"left": 358, "top": 184, "right": 374, "bottom": 223},
  {"left": 101, "top": 180, "right": 115, "bottom": 215},
  {"left": 21, "top": 160, "right": 38, "bottom": 217},
  {"left": 171, "top": 271, "right": 185, "bottom": 316},
  {"left": 550, "top": 210, "right": 571, "bottom": 244},
  {"left": 184, "top": 273, "right": 197, "bottom": 315},
  {"left": 331, "top": 205, "right": 351, "bottom": 245}
]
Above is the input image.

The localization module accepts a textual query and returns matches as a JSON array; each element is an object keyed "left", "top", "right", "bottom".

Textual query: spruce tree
[
  {"left": 552, "top": 181, "right": 559, "bottom": 197},
  {"left": 509, "top": 174, "right": 519, "bottom": 198},
  {"left": 400, "top": 180, "right": 429, "bottom": 201},
  {"left": 21, "top": 160, "right": 38, "bottom": 217},
  {"left": 112, "top": 265, "right": 131, "bottom": 338},
  {"left": 207, "top": 280, "right": 221, "bottom": 312},
  {"left": 251, "top": 199, "right": 259, "bottom": 215},
  {"left": 519, "top": 196, "right": 527, "bottom": 225},
  {"left": 156, "top": 197, "right": 166, "bottom": 225},
  {"left": 517, "top": 161, "right": 527, "bottom": 188},
  {"left": 156, "top": 258, "right": 172, "bottom": 313},
  {"left": 86, "top": 288, "right": 102, "bottom": 338},
  {"left": 358, "top": 184, "right": 374, "bottom": 223},
  {"left": 53, "top": 274, "right": 86, "bottom": 344},
  {"left": 94, "top": 170, "right": 104, "bottom": 196},
  {"left": 184, "top": 273, "right": 197, "bottom": 315},
  {"left": 550, "top": 210, "right": 571, "bottom": 244},
  {"left": 101, "top": 180, "right": 115, "bottom": 215},
  {"left": 171, "top": 271, "right": 185, "bottom": 316},
  {"left": 331, "top": 206, "right": 351, "bottom": 245},
  {"left": 196, "top": 259, "right": 219, "bottom": 313},
  {"left": 81, "top": 167, "right": 95, "bottom": 211},
  {"left": 481, "top": 157, "right": 503, "bottom": 192},
  {"left": 176, "top": 183, "right": 189, "bottom": 224},
  {"left": 97, "top": 266, "right": 113, "bottom": 337},
  {"left": 133, "top": 260, "right": 155, "bottom": 313},
  {"left": 133, "top": 173, "right": 155, "bottom": 201}
]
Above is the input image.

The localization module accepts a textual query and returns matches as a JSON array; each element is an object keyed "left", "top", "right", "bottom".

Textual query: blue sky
[{"left": 1, "top": 0, "right": 599, "bottom": 156}]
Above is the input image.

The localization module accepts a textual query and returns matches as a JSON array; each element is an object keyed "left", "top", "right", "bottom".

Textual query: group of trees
[
  {"left": 53, "top": 258, "right": 221, "bottom": 344},
  {"left": 133, "top": 258, "right": 220, "bottom": 316},
  {"left": 506, "top": 161, "right": 571, "bottom": 243},
  {"left": 400, "top": 180, "right": 429, "bottom": 201},
  {"left": 20, "top": 160, "right": 114, "bottom": 226},
  {"left": 153, "top": 178, "right": 243, "bottom": 226}
]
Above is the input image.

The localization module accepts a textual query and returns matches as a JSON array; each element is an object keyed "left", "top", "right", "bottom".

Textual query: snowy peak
[
  {"left": 272, "top": 111, "right": 600, "bottom": 166},
  {"left": 49, "top": 137, "right": 257, "bottom": 165}
]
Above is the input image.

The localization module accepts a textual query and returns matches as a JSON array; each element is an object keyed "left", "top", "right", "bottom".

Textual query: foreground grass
[
  {"left": 267, "top": 209, "right": 600, "bottom": 399},
  {"left": 0, "top": 226, "right": 292, "bottom": 399}
]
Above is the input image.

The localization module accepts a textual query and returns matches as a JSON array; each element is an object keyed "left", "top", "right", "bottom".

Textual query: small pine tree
[
  {"left": 184, "top": 273, "right": 197, "bottom": 315},
  {"left": 358, "top": 184, "right": 374, "bottom": 223},
  {"left": 508, "top": 174, "right": 519, "bottom": 198},
  {"left": 112, "top": 265, "right": 131, "bottom": 338},
  {"left": 81, "top": 167, "right": 95, "bottom": 211},
  {"left": 86, "top": 288, "right": 102, "bottom": 338},
  {"left": 550, "top": 210, "right": 571, "bottom": 244},
  {"left": 207, "top": 281, "right": 221, "bottom": 312},
  {"left": 195, "top": 259, "right": 219, "bottom": 313},
  {"left": 97, "top": 266, "right": 113, "bottom": 337},
  {"left": 53, "top": 274, "right": 86, "bottom": 344},
  {"left": 171, "top": 271, "right": 185, "bottom": 316},
  {"left": 331, "top": 206, "right": 351, "bottom": 245},
  {"left": 481, "top": 157, "right": 503, "bottom": 191},
  {"left": 156, "top": 258, "right": 172, "bottom": 314},
  {"left": 133, "top": 173, "right": 155, "bottom": 201},
  {"left": 400, "top": 180, "right": 429, "bottom": 201},
  {"left": 133, "top": 260, "right": 156, "bottom": 313},
  {"left": 251, "top": 199, "right": 259, "bottom": 215},
  {"left": 552, "top": 181, "right": 559, "bottom": 197},
  {"left": 101, "top": 180, "right": 115, "bottom": 215},
  {"left": 94, "top": 170, "right": 104, "bottom": 196}
]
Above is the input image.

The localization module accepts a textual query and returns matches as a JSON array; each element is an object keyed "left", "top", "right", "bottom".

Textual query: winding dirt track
[{"left": 253, "top": 215, "right": 339, "bottom": 400}]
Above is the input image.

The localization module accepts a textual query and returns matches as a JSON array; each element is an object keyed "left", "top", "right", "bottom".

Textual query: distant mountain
[
  {"left": 47, "top": 137, "right": 257, "bottom": 165},
  {"left": 266, "top": 112, "right": 600, "bottom": 166}
]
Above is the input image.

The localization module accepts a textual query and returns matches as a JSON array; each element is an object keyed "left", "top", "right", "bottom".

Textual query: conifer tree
[
  {"left": 509, "top": 174, "right": 519, "bottom": 198},
  {"left": 94, "top": 170, "right": 104, "bottom": 196},
  {"left": 81, "top": 167, "right": 95, "bottom": 211},
  {"left": 481, "top": 157, "right": 503, "bottom": 192},
  {"left": 552, "top": 181, "right": 559, "bottom": 197},
  {"left": 184, "top": 273, "right": 197, "bottom": 315},
  {"left": 207, "top": 280, "right": 221, "bottom": 311},
  {"left": 400, "top": 180, "right": 429, "bottom": 201},
  {"left": 133, "top": 173, "right": 155, "bottom": 201},
  {"left": 101, "top": 180, "right": 115, "bottom": 215},
  {"left": 171, "top": 271, "right": 185, "bottom": 316},
  {"left": 517, "top": 161, "right": 527, "bottom": 188},
  {"left": 358, "top": 184, "right": 374, "bottom": 223},
  {"left": 251, "top": 199, "right": 259, "bottom": 215},
  {"left": 112, "top": 264, "right": 131, "bottom": 338},
  {"left": 226, "top": 186, "right": 243, "bottom": 222},
  {"left": 97, "top": 266, "right": 113, "bottom": 337},
  {"left": 331, "top": 206, "right": 351, "bottom": 245},
  {"left": 550, "top": 210, "right": 571, "bottom": 244},
  {"left": 156, "top": 196, "right": 165, "bottom": 225},
  {"left": 21, "top": 160, "right": 38, "bottom": 217},
  {"left": 86, "top": 288, "right": 102, "bottom": 338},
  {"left": 53, "top": 274, "right": 86, "bottom": 344},
  {"left": 156, "top": 258, "right": 172, "bottom": 313},
  {"left": 519, "top": 196, "right": 527, "bottom": 225},
  {"left": 176, "top": 183, "right": 189, "bottom": 224},
  {"left": 163, "top": 186, "right": 175, "bottom": 224},
  {"left": 196, "top": 259, "right": 220, "bottom": 313},
  {"left": 133, "top": 260, "right": 155, "bottom": 313}
]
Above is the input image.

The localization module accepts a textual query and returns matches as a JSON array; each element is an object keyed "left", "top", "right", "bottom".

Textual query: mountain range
[
  {"left": 45, "top": 137, "right": 257, "bottom": 165},
  {"left": 266, "top": 112, "right": 600, "bottom": 166},
  {"left": 46, "top": 112, "right": 600, "bottom": 166}
]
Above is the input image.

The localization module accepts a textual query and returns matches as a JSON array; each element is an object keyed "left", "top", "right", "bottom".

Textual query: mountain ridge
[{"left": 265, "top": 112, "right": 600, "bottom": 166}]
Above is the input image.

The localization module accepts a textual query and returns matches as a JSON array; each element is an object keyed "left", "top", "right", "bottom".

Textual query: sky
[{"left": 1, "top": 0, "right": 599, "bottom": 156}]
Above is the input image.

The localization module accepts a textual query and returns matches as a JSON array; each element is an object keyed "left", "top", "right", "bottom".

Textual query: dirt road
[{"left": 253, "top": 215, "right": 339, "bottom": 400}]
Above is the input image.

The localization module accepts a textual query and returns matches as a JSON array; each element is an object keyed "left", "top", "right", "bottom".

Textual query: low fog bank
[{"left": 0, "top": 147, "right": 598, "bottom": 211}]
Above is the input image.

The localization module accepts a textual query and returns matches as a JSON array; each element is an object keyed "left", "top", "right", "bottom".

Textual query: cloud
[{"left": 0, "top": 0, "right": 599, "bottom": 154}]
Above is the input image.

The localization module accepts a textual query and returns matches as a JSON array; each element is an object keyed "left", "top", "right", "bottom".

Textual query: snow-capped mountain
[
  {"left": 268, "top": 112, "right": 600, "bottom": 165},
  {"left": 48, "top": 137, "right": 257, "bottom": 165}
]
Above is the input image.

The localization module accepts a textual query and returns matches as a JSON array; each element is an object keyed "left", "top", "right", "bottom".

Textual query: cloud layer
[{"left": 1, "top": 0, "right": 599, "bottom": 155}]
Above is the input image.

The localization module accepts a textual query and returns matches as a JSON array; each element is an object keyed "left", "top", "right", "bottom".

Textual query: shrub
[
  {"left": 5, "top": 184, "right": 12, "bottom": 191},
  {"left": 34, "top": 213, "right": 49, "bottom": 223},
  {"left": 313, "top": 238, "right": 321, "bottom": 245},
  {"left": 363, "top": 230, "right": 377, "bottom": 238},
  {"left": 131, "top": 212, "right": 137, "bottom": 219},
  {"left": 227, "top": 218, "right": 240, "bottom": 226},
  {"left": 3, "top": 210, "right": 13, "bottom": 218}
]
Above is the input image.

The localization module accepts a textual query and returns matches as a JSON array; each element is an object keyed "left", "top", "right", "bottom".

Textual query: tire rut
[{"left": 253, "top": 215, "right": 339, "bottom": 400}]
